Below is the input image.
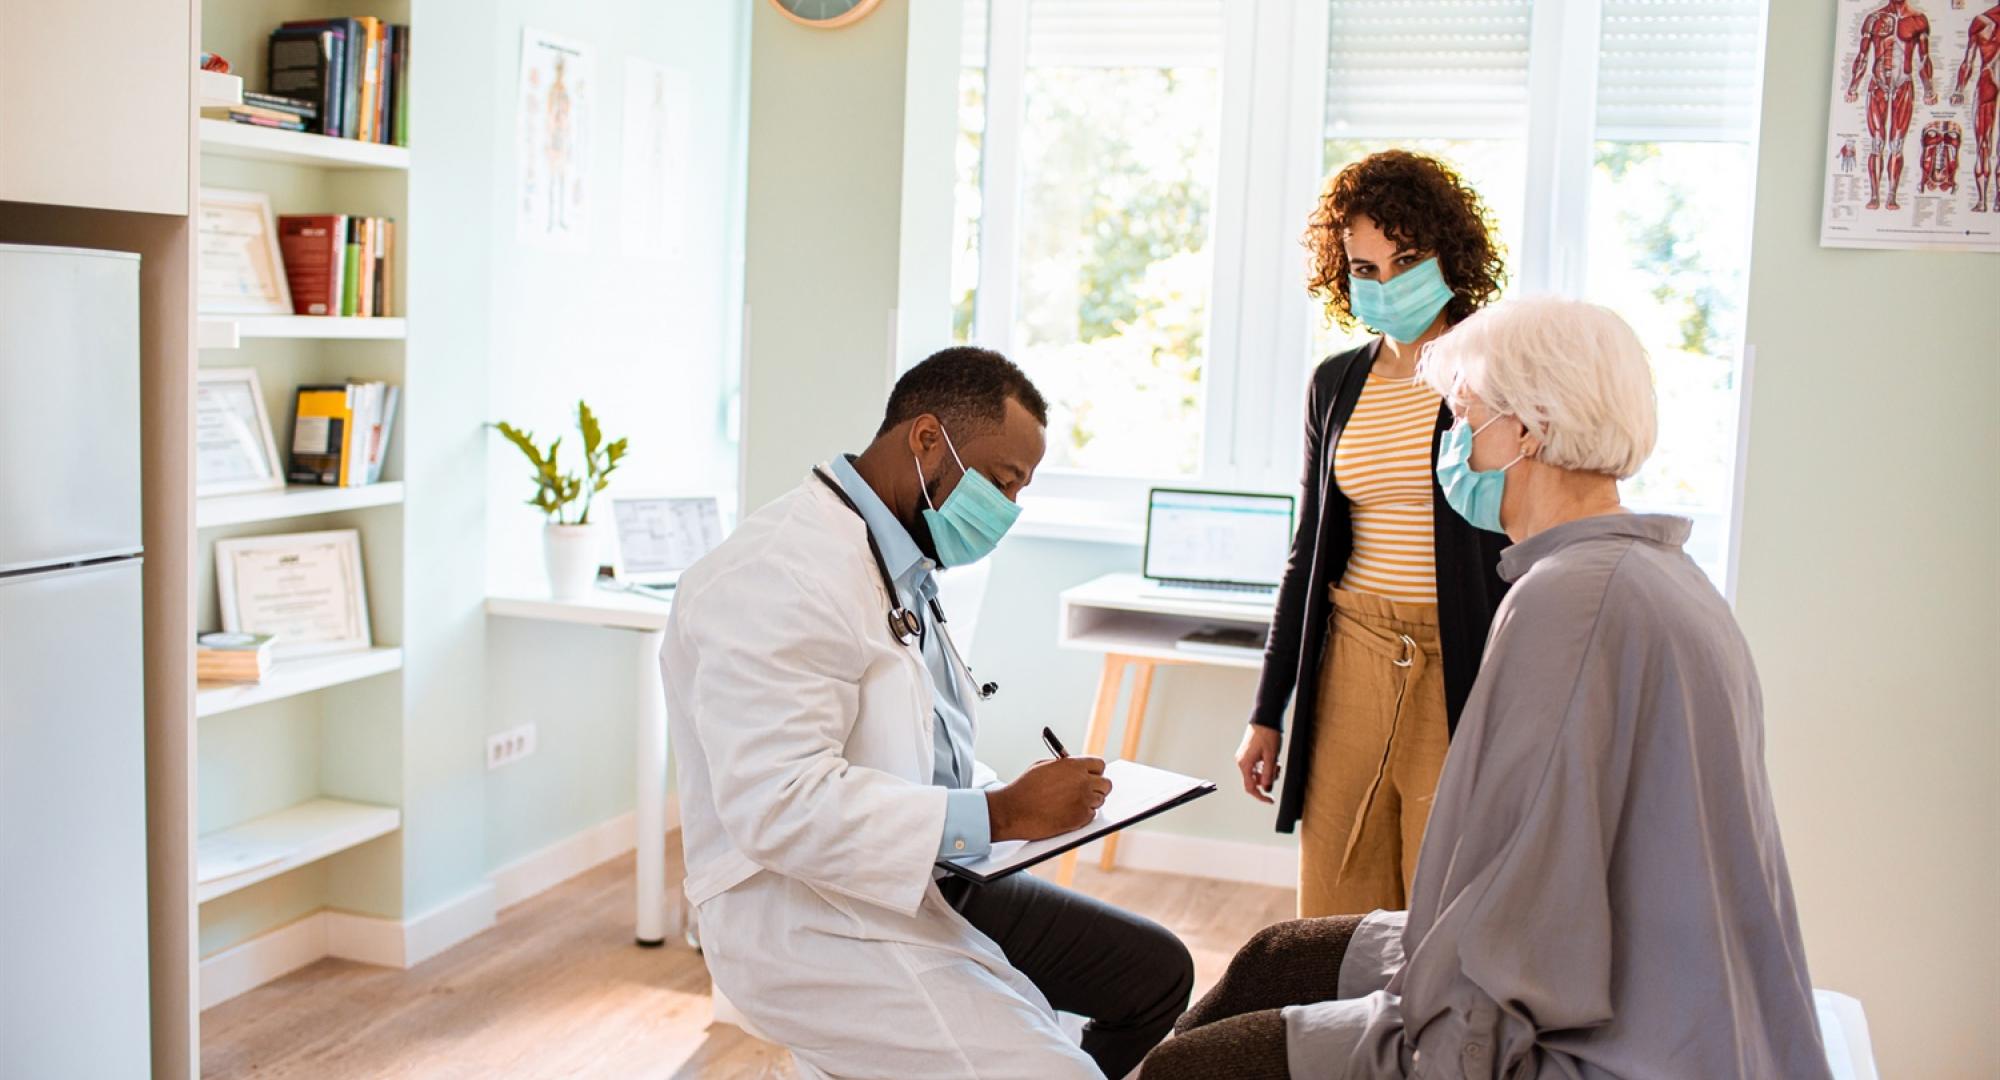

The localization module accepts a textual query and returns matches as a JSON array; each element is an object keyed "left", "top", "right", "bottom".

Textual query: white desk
[
  {"left": 485, "top": 585, "right": 684, "bottom": 947},
  {"left": 1053, "top": 573, "right": 1274, "bottom": 884}
]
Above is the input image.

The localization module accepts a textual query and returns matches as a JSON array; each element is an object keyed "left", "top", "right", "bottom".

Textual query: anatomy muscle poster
[
  {"left": 1821, "top": 0, "right": 2000, "bottom": 250},
  {"left": 518, "top": 28, "right": 594, "bottom": 250}
]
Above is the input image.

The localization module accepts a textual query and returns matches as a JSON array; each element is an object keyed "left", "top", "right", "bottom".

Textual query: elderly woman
[{"left": 1144, "top": 297, "right": 1830, "bottom": 1079}]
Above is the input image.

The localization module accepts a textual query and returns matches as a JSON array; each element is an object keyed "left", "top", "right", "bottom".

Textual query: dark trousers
[
  {"left": 940, "top": 872, "right": 1195, "bottom": 1079},
  {"left": 1140, "top": 915, "right": 1363, "bottom": 1080}
]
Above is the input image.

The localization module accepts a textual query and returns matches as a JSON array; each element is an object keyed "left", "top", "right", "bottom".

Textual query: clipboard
[{"left": 937, "top": 760, "right": 1217, "bottom": 885}]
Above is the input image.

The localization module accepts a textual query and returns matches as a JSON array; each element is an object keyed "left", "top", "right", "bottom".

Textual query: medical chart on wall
[
  {"left": 518, "top": 28, "right": 594, "bottom": 250},
  {"left": 619, "top": 59, "right": 693, "bottom": 261},
  {"left": 1820, "top": 0, "right": 2000, "bottom": 251}
]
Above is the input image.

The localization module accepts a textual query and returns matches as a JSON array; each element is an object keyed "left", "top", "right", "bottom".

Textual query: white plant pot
[{"left": 542, "top": 523, "right": 598, "bottom": 601}]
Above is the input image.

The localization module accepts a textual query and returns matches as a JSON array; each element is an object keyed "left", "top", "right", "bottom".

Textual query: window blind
[
  {"left": 1323, "top": 0, "right": 1535, "bottom": 140},
  {"left": 1024, "top": 0, "right": 1224, "bottom": 68},
  {"left": 1595, "top": 0, "right": 1764, "bottom": 142},
  {"left": 963, "top": 0, "right": 988, "bottom": 67}
]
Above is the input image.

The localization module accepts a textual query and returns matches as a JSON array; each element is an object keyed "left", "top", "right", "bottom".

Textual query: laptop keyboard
[{"left": 1153, "top": 579, "right": 1277, "bottom": 596}]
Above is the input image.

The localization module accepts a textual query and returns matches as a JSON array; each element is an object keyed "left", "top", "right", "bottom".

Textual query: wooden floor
[{"left": 200, "top": 840, "right": 1296, "bottom": 1078}]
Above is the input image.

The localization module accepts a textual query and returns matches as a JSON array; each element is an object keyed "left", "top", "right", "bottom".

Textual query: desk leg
[
  {"left": 636, "top": 628, "right": 671, "bottom": 947},
  {"left": 1055, "top": 654, "right": 1126, "bottom": 888},
  {"left": 1099, "top": 660, "right": 1156, "bottom": 872}
]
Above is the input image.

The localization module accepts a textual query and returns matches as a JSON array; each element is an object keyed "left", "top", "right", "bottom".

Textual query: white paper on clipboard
[{"left": 941, "top": 759, "right": 1216, "bottom": 883}]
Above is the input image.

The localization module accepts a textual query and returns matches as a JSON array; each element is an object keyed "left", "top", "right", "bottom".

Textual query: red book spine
[{"left": 276, "top": 215, "right": 343, "bottom": 316}]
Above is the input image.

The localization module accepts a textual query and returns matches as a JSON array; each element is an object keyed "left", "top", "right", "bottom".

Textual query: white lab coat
[{"left": 662, "top": 469, "right": 1100, "bottom": 1080}]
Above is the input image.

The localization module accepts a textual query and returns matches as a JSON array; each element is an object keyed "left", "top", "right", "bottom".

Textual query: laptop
[
  {"left": 610, "top": 495, "right": 724, "bottom": 593},
  {"left": 1141, "top": 488, "right": 1295, "bottom": 602}
]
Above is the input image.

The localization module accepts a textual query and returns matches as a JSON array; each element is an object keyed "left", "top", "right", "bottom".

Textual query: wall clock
[{"left": 767, "top": 0, "right": 884, "bottom": 30}]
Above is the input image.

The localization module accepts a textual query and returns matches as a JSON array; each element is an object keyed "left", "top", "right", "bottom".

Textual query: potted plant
[{"left": 495, "top": 400, "right": 628, "bottom": 600}]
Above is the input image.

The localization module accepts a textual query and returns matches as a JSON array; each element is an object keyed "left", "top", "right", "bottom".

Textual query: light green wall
[
  {"left": 740, "top": 0, "right": 914, "bottom": 511},
  {"left": 473, "top": 0, "right": 749, "bottom": 875},
  {"left": 1734, "top": 1, "right": 2000, "bottom": 1075}
]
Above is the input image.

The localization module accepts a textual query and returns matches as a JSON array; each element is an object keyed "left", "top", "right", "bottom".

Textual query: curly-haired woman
[{"left": 1234, "top": 150, "right": 1512, "bottom": 917}]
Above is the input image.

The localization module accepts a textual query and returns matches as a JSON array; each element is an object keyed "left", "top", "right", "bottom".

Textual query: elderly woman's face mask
[{"left": 1437, "top": 414, "right": 1525, "bottom": 533}]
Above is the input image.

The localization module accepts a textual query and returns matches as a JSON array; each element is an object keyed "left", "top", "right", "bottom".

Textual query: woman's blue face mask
[
  {"left": 915, "top": 425, "right": 1021, "bottom": 567},
  {"left": 1348, "top": 256, "right": 1453, "bottom": 344},
  {"left": 1435, "top": 414, "right": 1525, "bottom": 534}
]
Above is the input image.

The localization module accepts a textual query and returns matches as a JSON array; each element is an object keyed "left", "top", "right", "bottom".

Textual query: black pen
[{"left": 1041, "top": 726, "right": 1070, "bottom": 759}]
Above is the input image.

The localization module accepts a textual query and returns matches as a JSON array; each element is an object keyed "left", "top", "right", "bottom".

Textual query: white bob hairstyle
[{"left": 1419, "top": 296, "right": 1659, "bottom": 480}]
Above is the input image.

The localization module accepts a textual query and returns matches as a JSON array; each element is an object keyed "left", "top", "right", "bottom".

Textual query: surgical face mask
[
  {"left": 1348, "top": 256, "right": 1453, "bottom": 344},
  {"left": 915, "top": 425, "right": 1022, "bottom": 566},
  {"left": 1435, "top": 414, "right": 1524, "bottom": 534}
]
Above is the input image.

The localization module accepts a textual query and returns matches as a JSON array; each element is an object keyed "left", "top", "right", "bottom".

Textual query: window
[
  {"left": 951, "top": 4, "right": 988, "bottom": 344},
  {"left": 1588, "top": 0, "right": 1766, "bottom": 583},
  {"left": 1313, "top": 0, "right": 1536, "bottom": 364},
  {"left": 946, "top": 0, "right": 1766, "bottom": 583},
  {"left": 962, "top": 0, "right": 1226, "bottom": 478}
]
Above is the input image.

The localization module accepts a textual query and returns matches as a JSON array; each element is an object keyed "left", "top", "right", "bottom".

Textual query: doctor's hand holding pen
[{"left": 985, "top": 752, "right": 1111, "bottom": 841}]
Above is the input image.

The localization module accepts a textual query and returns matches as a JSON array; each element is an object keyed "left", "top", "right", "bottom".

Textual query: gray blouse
[{"left": 1285, "top": 514, "right": 1830, "bottom": 1079}]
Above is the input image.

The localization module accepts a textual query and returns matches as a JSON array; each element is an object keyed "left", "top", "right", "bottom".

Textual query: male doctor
[{"left": 663, "top": 347, "right": 1194, "bottom": 1079}]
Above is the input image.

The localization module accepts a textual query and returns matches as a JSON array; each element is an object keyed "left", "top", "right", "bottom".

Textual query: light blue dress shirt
[{"left": 827, "top": 455, "right": 992, "bottom": 861}]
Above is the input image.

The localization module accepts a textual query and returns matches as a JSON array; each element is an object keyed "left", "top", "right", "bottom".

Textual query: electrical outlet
[{"left": 486, "top": 723, "right": 538, "bottom": 770}]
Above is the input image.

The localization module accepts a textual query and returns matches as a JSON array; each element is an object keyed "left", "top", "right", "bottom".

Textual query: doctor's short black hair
[{"left": 876, "top": 346, "right": 1049, "bottom": 438}]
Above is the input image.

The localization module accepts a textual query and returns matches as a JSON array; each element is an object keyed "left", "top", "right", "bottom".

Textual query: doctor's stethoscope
[{"left": 813, "top": 466, "right": 999, "bottom": 702}]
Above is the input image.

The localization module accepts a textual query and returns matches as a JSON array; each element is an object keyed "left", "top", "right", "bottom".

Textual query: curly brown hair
[{"left": 1304, "top": 150, "right": 1506, "bottom": 333}]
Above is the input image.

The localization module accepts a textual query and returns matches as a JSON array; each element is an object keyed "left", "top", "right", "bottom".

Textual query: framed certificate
[
  {"left": 198, "top": 187, "right": 294, "bottom": 315},
  {"left": 195, "top": 368, "right": 285, "bottom": 497},
  {"left": 215, "top": 530, "right": 372, "bottom": 659}
]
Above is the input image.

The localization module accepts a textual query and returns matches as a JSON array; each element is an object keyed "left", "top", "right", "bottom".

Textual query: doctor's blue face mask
[{"left": 915, "top": 425, "right": 1021, "bottom": 567}]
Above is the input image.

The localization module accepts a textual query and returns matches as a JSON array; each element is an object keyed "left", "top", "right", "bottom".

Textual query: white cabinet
[{"left": 0, "top": 0, "right": 192, "bottom": 213}]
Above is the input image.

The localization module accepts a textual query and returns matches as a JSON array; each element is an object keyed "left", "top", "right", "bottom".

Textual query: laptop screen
[
  {"left": 612, "top": 496, "right": 723, "bottom": 579},
  {"left": 1142, "top": 489, "right": 1295, "bottom": 587}
]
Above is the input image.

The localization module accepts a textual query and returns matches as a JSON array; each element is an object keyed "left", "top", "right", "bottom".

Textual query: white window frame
[{"left": 955, "top": 0, "right": 1765, "bottom": 551}]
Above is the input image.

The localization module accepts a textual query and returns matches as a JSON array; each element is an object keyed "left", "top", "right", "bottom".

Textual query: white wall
[
  {"left": 1734, "top": 1, "right": 2000, "bottom": 1074},
  {"left": 460, "top": 0, "right": 749, "bottom": 872}
]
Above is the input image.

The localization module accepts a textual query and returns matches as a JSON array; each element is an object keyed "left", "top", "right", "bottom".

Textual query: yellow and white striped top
[{"left": 1334, "top": 373, "right": 1443, "bottom": 604}]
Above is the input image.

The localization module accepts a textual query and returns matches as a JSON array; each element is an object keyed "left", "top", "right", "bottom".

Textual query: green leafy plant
[{"left": 494, "top": 400, "right": 629, "bottom": 525}]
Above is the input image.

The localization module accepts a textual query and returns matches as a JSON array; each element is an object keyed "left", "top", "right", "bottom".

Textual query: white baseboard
[
  {"left": 491, "top": 812, "right": 636, "bottom": 911},
  {"left": 320, "top": 908, "right": 406, "bottom": 968},
  {"left": 1093, "top": 830, "right": 1298, "bottom": 889},
  {"left": 398, "top": 883, "right": 499, "bottom": 967},
  {"left": 201, "top": 887, "right": 498, "bottom": 1012},
  {"left": 199, "top": 912, "right": 330, "bottom": 1010}
]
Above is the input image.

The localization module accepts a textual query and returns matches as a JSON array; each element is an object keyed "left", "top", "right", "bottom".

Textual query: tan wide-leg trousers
[{"left": 1297, "top": 587, "right": 1448, "bottom": 918}]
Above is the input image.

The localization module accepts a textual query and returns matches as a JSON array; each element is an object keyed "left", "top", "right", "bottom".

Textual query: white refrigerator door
[
  {"left": 0, "top": 243, "right": 142, "bottom": 573},
  {"left": 0, "top": 559, "right": 151, "bottom": 1076}
]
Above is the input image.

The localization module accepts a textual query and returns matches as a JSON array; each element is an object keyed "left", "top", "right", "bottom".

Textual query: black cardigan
[{"left": 1250, "top": 339, "right": 1510, "bottom": 834}]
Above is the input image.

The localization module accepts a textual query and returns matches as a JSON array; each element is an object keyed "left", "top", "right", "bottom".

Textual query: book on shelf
[
  {"left": 289, "top": 381, "right": 398, "bottom": 487},
  {"left": 196, "top": 631, "right": 275, "bottom": 684},
  {"left": 202, "top": 107, "right": 307, "bottom": 131},
  {"left": 277, "top": 214, "right": 345, "bottom": 316},
  {"left": 269, "top": 20, "right": 351, "bottom": 137},
  {"left": 275, "top": 214, "right": 395, "bottom": 317},
  {"left": 265, "top": 16, "right": 408, "bottom": 145},
  {"left": 243, "top": 91, "right": 319, "bottom": 120}
]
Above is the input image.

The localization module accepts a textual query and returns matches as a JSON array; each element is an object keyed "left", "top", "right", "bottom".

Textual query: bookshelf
[
  {"left": 198, "top": 117, "right": 410, "bottom": 170},
  {"left": 194, "top": 0, "right": 415, "bottom": 1015},
  {"left": 197, "top": 314, "right": 406, "bottom": 348},
  {"left": 197, "top": 481, "right": 404, "bottom": 529},
  {"left": 196, "top": 799, "right": 402, "bottom": 903},
  {"left": 195, "top": 646, "right": 404, "bottom": 718}
]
